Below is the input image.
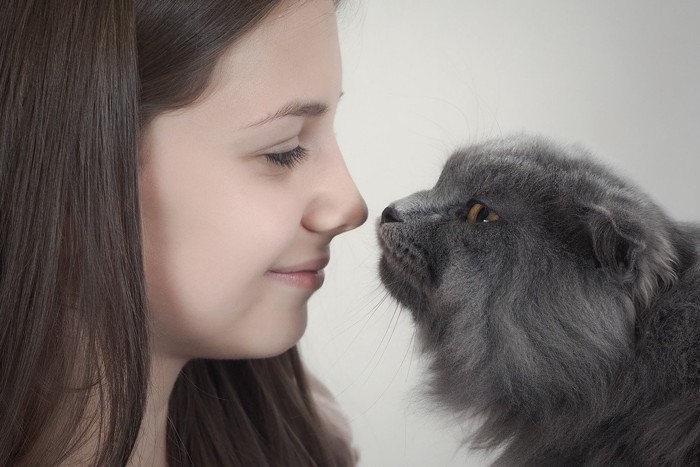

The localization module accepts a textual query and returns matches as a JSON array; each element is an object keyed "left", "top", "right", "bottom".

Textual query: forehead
[
  {"left": 182, "top": 0, "right": 340, "bottom": 129},
  {"left": 437, "top": 149, "right": 555, "bottom": 197},
  {"left": 435, "top": 139, "right": 621, "bottom": 208}
]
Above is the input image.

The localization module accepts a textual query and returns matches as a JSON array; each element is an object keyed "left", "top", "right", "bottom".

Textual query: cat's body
[{"left": 377, "top": 135, "right": 700, "bottom": 466}]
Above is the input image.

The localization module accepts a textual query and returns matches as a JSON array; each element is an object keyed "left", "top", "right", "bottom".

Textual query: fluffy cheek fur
[{"left": 420, "top": 240, "right": 635, "bottom": 417}]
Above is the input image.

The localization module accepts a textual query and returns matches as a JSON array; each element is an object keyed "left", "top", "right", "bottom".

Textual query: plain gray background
[{"left": 302, "top": 1, "right": 700, "bottom": 466}]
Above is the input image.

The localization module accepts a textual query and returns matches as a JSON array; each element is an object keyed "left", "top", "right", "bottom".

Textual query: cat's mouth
[{"left": 377, "top": 224, "right": 435, "bottom": 306}]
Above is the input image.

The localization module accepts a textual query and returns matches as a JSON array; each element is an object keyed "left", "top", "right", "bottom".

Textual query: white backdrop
[{"left": 301, "top": 1, "right": 700, "bottom": 466}]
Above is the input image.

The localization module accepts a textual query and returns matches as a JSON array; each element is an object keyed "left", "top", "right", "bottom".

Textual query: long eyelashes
[{"left": 264, "top": 145, "right": 309, "bottom": 168}]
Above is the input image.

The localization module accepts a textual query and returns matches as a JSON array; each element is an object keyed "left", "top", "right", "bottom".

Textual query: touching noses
[
  {"left": 380, "top": 193, "right": 423, "bottom": 224},
  {"left": 380, "top": 205, "right": 402, "bottom": 224},
  {"left": 302, "top": 145, "right": 368, "bottom": 236}
]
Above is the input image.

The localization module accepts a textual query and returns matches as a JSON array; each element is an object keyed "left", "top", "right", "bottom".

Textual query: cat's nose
[{"left": 380, "top": 205, "right": 403, "bottom": 224}]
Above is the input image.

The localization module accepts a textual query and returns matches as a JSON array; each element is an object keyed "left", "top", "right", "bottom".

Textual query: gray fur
[{"left": 377, "top": 135, "right": 700, "bottom": 466}]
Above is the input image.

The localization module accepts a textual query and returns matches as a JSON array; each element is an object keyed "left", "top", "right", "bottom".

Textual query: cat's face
[{"left": 377, "top": 136, "right": 677, "bottom": 413}]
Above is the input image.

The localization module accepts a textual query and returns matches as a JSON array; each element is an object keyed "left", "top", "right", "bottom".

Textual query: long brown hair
[{"left": 0, "top": 0, "right": 353, "bottom": 466}]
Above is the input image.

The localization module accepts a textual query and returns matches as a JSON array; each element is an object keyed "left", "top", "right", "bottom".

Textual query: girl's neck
[{"left": 128, "top": 354, "right": 187, "bottom": 467}]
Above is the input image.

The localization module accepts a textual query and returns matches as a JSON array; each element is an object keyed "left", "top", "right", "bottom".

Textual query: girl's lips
[
  {"left": 266, "top": 257, "right": 329, "bottom": 290},
  {"left": 265, "top": 269, "right": 325, "bottom": 290}
]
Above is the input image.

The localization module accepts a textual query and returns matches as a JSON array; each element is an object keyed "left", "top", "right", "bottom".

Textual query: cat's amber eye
[{"left": 466, "top": 202, "right": 500, "bottom": 224}]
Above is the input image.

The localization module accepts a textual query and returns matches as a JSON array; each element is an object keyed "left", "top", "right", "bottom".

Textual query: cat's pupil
[
  {"left": 476, "top": 206, "right": 489, "bottom": 222},
  {"left": 467, "top": 202, "right": 488, "bottom": 223},
  {"left": 464, "top": 201, "right": 500, "bottom": 223}
]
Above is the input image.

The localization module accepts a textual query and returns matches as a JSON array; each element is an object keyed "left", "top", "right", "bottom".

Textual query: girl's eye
[
  {"left": 264, "top": 146, "right": 309, "bottom": 168},
  {"left": 460, "top": 200, "right": 500, "bottom": 223}
]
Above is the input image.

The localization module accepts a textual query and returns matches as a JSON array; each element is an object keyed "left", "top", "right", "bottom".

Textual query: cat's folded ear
[
  {"left": 583, "top": 203, "right": 678, "bottom": 307},
  {"left": 585, "top": 205, "right": 643, "bottom": 283}
]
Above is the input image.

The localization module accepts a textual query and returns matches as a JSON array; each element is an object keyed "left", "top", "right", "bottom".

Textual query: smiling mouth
[
  {"left": 266, "top": 257, "right": 329, "bottom": 290},
  {"left": 265, "top": 269, "right": 325, "bottom": 290}
]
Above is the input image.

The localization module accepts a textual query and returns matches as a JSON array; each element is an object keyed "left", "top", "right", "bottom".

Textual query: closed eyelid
[{"left": 264, "top": 138, "right": 301, "bottom": 154}]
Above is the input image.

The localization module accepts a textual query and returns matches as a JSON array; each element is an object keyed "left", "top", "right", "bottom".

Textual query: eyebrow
[{"left": 246, "top": 101, "right": 330, "bottom": 128}]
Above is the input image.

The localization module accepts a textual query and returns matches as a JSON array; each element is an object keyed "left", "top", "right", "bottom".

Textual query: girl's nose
[{"left": 301, "top": 144, "right": 368, "bottom": 237}]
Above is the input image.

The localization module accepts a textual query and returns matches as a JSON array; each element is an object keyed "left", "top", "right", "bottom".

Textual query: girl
[{"left": 0, "top": 0, "right": 367, "bottom": 465}]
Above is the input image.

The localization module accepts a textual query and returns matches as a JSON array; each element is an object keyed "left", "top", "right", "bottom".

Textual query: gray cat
[{"left": 377, "top": 135, "right": 700, "bottom": 466}]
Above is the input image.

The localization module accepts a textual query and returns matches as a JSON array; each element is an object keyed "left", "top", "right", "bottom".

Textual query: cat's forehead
[
  {"left": 436, "top": 136, "right": 621, "bottom": 205},
  {"left": 438, "top": 145, "right": 563, "bottom": 198},
  {"left": 446, "top": 139, "right": 568, "bottom": 180}
]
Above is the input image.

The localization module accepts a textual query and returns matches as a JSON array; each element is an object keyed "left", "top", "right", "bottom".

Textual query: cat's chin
[
  {"left": 377, "top": 222, "right": 437, "bottom": 299},
  {"left": 378, "top": 254, "right": 428, "bottom": 312}
]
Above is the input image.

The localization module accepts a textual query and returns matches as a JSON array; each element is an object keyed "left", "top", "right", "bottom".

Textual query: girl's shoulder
[{"left": 306, "top": 371, "right": 360, "bottom": 465}]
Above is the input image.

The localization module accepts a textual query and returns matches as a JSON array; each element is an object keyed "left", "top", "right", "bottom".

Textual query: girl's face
[{"left": 139, "top": 0, "right": 366, "bottom": 361}]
